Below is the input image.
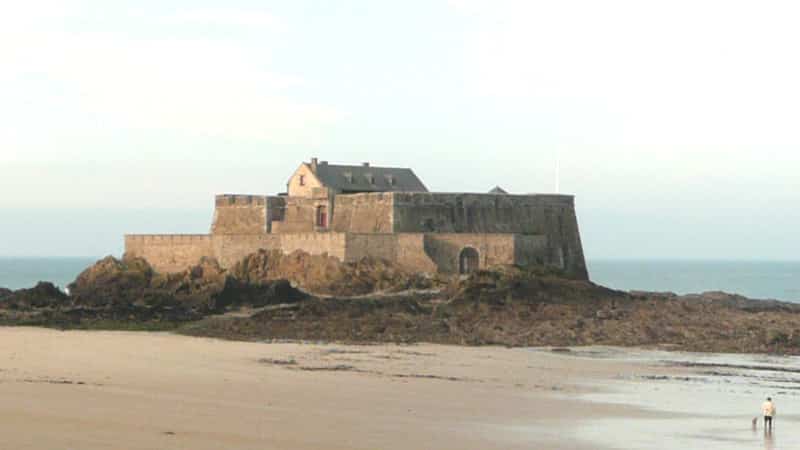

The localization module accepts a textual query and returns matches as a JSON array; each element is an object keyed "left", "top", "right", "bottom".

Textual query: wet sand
[{"left": 0, "top": 327, "right": 794, "bottom": 449}]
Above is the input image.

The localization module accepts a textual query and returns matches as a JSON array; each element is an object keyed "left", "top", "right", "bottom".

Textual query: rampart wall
[
  {"left": 128, "top": 192, "right": 587, "bottom": 279},
  {"left": 331, "top": 193, "right": 394, "bottom": 233},
  {"left": 422, "top": 233, "right": 517, "bottom": 273},
  {"left": 344, "top": 233, "right": 397, "bottom": 262},
  {"left": 125, "top": 229, "right": 584, "bottom": 278},
  {"left": 126, "top": 233, "right": 347, "bottom": 273},
  {"left": 211, "top": 195, "right": 268, "bottom": 235},
  {"left": 124, "top": 235, "right": 214, "bottom": 274},
  {"left": 271, "top": 196, "right": 330, "bottom": 233},
  {"left": 391, "top": 193, "right": 572, "bottom": 234},
  {"left": 392, "top": 193, "right": 586, "bottom": 278},
  {"left": 513, "top": 234, "right": 550, "bottom": 266},
  {"left": 281, "top": 233, "right": 347, "bottom": 260},
  {"left": 211, "top": 234, "right": 280, "bottom": 268}
]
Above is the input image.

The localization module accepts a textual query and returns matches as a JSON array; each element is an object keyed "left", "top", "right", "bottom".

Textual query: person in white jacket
[{"left": 762, "top": 397, "right": 776, "bottom": 431}]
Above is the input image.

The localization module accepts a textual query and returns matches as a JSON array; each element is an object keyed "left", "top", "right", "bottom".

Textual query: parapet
[
  {"left": 392, "top": 192, "right": 575, "bottom": 207},
  {"left": 215, "top": 194, "right": 267, "bottom": 207},
  {"left": 125, "top": 234, "right": 211, "bottom": 243}
]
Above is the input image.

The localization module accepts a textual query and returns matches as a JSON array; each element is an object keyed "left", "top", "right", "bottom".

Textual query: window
[
  {"left": 386, "top": 174, "right": 395, "bottom": 186},
  {"left": 299, "top": 175, "right": 305, "bottom": 186},
  {"left": 365, "top": 173, "right": 374, "bottom": 184},
  {"left": 316, "top": 205, "right": 328, "bottom": 228},
  {"left": 344, "top": 172, "right": 353, "bottom": 183}
]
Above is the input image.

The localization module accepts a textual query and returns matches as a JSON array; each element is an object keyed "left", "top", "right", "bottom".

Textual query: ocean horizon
[{"left": 0, "top": 257, "right": 798, "bottom": 302}]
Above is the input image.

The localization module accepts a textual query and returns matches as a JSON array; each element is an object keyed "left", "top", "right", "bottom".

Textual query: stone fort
[{"left": 125, "top": 158, "right": 589, "bottom": 279}]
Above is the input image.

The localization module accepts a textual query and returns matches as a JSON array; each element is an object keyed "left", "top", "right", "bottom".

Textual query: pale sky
[{"left": 1, "top": 0, "right": 798, "bottom": 259}]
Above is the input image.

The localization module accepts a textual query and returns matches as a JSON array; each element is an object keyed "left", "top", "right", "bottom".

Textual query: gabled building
[
  {"left": 288, "top": 158, "right": 428, "bottom": 197},
  {"left": 125, "top": 158, "right": 588, "bottom": 279}
]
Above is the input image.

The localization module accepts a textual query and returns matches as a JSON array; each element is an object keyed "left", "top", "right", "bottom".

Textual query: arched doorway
[{"left": 459, "top": 247, "right": 480, "bottom": 274}]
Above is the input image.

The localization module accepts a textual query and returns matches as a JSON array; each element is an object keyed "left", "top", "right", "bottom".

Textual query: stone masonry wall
[
  {"left": 272, "top": 196, "right": 329, "bottom": 233},
  {"left": 394, "top": 234, "right": 438, "bottom": 273},
  {"left": 211, "top": 195, "right": 267, "bottom": 235},
  {"left": 331, "top": 193, "right": 394, "bottom": 233},
  {"left": 124, "top": 231, "right": 582, "bottom": 277},
  {"left": 126, "top": 233, "right": 348, "bottom": 273},
  {"left": 392, "top": 193, "right": 587, "bottom": 279},
  {"left": 127, "top": 191, "right": 587, "bottom": 279},
  {"left": 265, "top": 196, "right": 286, "bottom": 233},
  {"left": 512, "top": 234, "right": 549, "bottom": 266},
  {"left": 391, "top": 193, "right": 572, "bottom": 234},
  {"left": 211, "top": 234, "right": 281, "bottom": 268},
  {"left": 124, "top": 235, "right": 213, "bottom": 274},
  {"left": 280, "top": 233, "right": 347, "bottom": 260},
  {"left": 422, "top": 233, "right": 516, "bottom": 273},
  {"left": 344, "top": 233, "right": 397, "bottom": 262}
]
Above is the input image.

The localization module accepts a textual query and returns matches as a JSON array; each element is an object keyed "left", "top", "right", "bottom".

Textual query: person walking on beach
[{"left": 762, "top": 397, "right": 776, "bottom": 431}]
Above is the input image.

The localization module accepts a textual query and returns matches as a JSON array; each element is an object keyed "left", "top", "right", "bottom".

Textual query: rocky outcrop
[
  {"left": 184, "top": 267, "right": 800, "bottom": 354},
  {"left": 68, "top": 255, "right": 305, "bottom": 314},
  {"left": 0, "top": 255, "right": 305, "bottom": 328},
  {"left": 5, "top": 252, "right": 800, "bottom": 355}
]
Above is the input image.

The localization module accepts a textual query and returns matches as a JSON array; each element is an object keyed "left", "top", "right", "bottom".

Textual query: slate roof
[{"left": 311, "top": 163, "right": 428, "bottom": 193}]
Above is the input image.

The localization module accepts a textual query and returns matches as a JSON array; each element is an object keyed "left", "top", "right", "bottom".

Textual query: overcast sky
[{"left": 1, "top": 0, "right": 798, "bottom": 259}]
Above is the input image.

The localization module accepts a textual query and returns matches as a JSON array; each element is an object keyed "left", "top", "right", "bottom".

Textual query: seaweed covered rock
[
  {"left": 69, "top": 255, "right": 304, "bottom": 315},
  {"left": 0, "top": 282, "right": 69, "bottom": 310},
  {"left": 229, "top": 249, "right": 436, "bottom": 296},
  {"left": 446, "top": 266, "right": 625, "bottom": 307},
  {"left": 69, "top": 256, "right": 157, "bottom": 308}
]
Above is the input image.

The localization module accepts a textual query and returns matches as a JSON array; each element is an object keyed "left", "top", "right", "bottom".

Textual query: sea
[
  {"left": 589, "top": 260, "right": 800, "bottom": 302},
  {"left": 0, "top": 257, "right": 97, "bottom": 291},
  {"left": 0, "top": 257, "right": 798, "bottom": 302}
]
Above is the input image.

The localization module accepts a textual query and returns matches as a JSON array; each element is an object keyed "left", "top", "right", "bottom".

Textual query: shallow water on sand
[{"left": 537, "top": 348, "right": 800, "bottom": 449}]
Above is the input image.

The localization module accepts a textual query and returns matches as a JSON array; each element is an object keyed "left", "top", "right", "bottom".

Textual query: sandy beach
[{"left": 0, "top": 327, "right": 796, "bottom": 449}]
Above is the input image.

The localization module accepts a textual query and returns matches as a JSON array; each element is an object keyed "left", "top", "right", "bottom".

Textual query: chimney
[
  {"left": 362, "top": 162, "right": 370, "bottom": 167},
  {"left": 310, "top": 157, "right": 319, "bottom": 173}
]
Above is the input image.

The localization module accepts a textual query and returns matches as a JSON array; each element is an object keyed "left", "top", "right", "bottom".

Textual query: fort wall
[
  {"left": 513, "top": 234, "right": 550, "bottom": 266},
  {"left": 395, "top": 234, "right": 439, "bottom": 273},
  {"left": 128, "top": 191, "right": 587, "bottom": 279},
  {"left": 272, "top": 197, "right": 316, "bottom": 233},
  {"left": 125, "top": 230, "right": 584, "bottom": 278},
  {"left": 392, "top": 193, "right": 587, "bottom": 278},
  {"left": 280, "top": 233, "right": 347, "bottom": 260},
  {"left": 391, "top": 193, "right": 573, "bottom": 234},
  {"left": 331, "top": 193, "right": 394, "bottom": 233},
  {"left": 270, "top": 194, "right": 334, "bottom": 234},
  {"left": 264, "top": 196, "right": 286, "bottom": 233},
  {"left": 342, "top": 233, "right": 438, "bottom": 273},
  {"left": 344, "top": 233, "right": 396, "bottom": 262},
  {"left": 422, "top": 233, "right": 516, "bottom": 273},
  {"left": 124, "top": 235, "right": 213, "bottom": 274},
  {"left": 127, "top": 233, "right": 349, "bottom": 273},
  {"left": 211, "top": 234, "right": 280, "bottom": 268},
  {"left": 211, "top": 195, "right": 268, "bottom": 235}
]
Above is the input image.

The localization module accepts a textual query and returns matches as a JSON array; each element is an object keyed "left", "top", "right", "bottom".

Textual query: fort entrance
[{"left": 458, "top": 247, "right": 480, "bottom": 274}]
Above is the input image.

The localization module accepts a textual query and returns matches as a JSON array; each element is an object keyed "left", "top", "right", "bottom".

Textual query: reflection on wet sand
[
  {"left": 534, "top": 347, "right": 800, "bottom": 450},
  {"left": 763, "top": 429, "right": 774, "bottom": 450}
]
